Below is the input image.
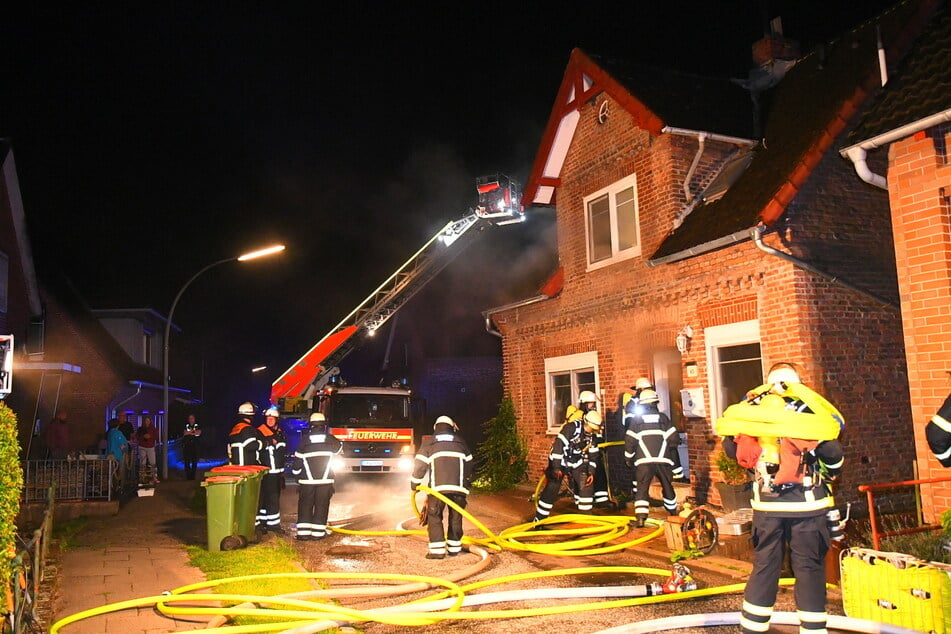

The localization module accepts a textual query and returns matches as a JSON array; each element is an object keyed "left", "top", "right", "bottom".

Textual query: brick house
[
  {"left": 487, "top": 0, "right": 939, "bottom": 510},
  {"left": 840, "top": 4, "right": 951, "bottom": 518}
]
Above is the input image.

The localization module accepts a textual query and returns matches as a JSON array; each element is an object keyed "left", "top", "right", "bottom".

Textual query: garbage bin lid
[
  {"left": 211, "top": 465, "right": 268, "bottom": 473},
  {"left": 202, "top": 475, "right": 242, "bottom": 484}
]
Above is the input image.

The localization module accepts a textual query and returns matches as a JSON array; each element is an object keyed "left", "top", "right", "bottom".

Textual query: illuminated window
[
  {"left": 544, "top": 352, "right": 599, "bottom": 433},
  {"left": 584, "top": 174, "right": 640, "bottom": 269}
]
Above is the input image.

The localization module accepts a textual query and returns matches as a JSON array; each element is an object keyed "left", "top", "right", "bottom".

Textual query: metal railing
[
  {"left": 857, "top": 475, "right": 951, "bottom": 550},
  {"left": 20, "top": 457, "right": 135, "bottom": 503},
  {"left": 8, "top": 485, "right": 54, "bottom": 633}
]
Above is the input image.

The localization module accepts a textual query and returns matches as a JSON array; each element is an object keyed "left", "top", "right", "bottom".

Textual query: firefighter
[
  {"left": 576, "top": 391, "right": 611, "bottom": 509},
  {"left": 627, "top": 377, "right": 686, "bottom": 482},
  {"left": 291, "top": 412, "right": 342, "bottom": 541},
  {"left": 531, "top": 408, "right": 603, "bottom": 522},
  {"left": 256, "top": 406, "right": 287, "bottom": 533},
  {"left": 722, "top": 364, "right": 844, "bottom": 634},
  {"left": 623, "top": 388, "right": 679, "bottom": 527},
  {"left": 411, "top": 415, "right": 474, "bottom": 559},
  {"left": 925, "top": 393, "right": 951, "bottom": 467},
  {"left": 227, "top": 402, "right": 263, "bottom": 466}
]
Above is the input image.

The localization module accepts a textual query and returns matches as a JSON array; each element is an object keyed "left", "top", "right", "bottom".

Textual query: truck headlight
[{"left": 397, "top": 456, "right": 413, "bottom": 472}]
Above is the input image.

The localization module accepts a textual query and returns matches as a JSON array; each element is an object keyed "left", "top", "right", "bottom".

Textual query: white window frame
[
  {"left": 704, "top": 320, "right": 761, "bottom": 420},
  {"left": 583, "top": 173, "right": 640, "bottom": 271},
  {"left": 543, "top": 351, "right": 600, "bottom": 434}
]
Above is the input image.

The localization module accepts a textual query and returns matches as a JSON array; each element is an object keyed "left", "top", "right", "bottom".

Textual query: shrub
[
  {"left": 714, "top": 449, "right": 749, "bottom": 485},
  {"left": 471, "top": 397, "right": 527, "bottom": 492},
  {"left": 0, "top": 403, "right": 23, "bottom": 604}
]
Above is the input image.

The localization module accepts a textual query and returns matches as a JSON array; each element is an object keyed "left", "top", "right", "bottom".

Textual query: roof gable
[{"left": 523, "top": 48, "right": 753, "bottom": 207}]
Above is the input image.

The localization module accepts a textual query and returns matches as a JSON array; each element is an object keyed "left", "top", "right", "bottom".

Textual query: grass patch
[{"left": 186, "top": 540, "right": 331, "bottom": 626}]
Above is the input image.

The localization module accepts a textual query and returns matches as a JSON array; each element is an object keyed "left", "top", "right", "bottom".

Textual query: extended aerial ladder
[{"left": 270, "top": 174, "right": 525, "bottom": 413}]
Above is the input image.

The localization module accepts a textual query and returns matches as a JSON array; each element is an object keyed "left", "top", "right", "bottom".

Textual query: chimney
[{"left": 752, "top": 17, "right": 801, "bottom": 66}]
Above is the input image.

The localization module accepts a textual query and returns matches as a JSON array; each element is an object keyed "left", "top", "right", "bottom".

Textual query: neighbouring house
[
  {"left": 487, "top": 0, "right": 941, "bottom": 511},
  {"left": 0, "top": 140, "right": 195, "bottom": 459},
  {"left": 840, "top": 4, "right": 951, "bottom": 519}
]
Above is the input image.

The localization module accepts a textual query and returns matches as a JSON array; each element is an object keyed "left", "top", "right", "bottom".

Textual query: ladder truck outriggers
[{"left": 270, "top": 175, "right": 524, "bottom": 475}]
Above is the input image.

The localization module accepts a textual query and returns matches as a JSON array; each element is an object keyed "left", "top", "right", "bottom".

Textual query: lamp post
[{"left": 161, "top": 244, "right": 285, "bottom": 479}]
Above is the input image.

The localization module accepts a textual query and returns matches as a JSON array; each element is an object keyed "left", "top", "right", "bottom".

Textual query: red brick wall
[
  {"left": 18, "top": 291, "right": 125, "bottom": 454},
  {"left": 497, "top": 93, "right": 912, "bottom": 510},
  {"left": 887, "top": 123, "right": 951, "bottom": 518}
]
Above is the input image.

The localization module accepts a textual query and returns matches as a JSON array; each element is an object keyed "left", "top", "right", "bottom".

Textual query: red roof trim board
[{"left": 522, "top": 48, "right": 665, "bottom": 208}]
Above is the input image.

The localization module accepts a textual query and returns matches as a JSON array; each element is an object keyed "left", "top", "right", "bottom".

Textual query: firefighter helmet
[
  {"left": 264, "top": 406, "right": 280, "bottom": 418},
  {"left": 767, "top": 364, "right": 801, "bottom": 387},
  {"left": 578, "top": 390, "right": 598, "bottom": 405},
  {"left": 583, "top": 410, "right": 603, "bottom": 430},
  {"left": 238, "top": 401, "right": 256, "bottom": 417},
  {"left": 639, "top": 389, "right": 659, "bottom": 404},
  {"left": 434, "top": 415, "right": 458, "bottom": 431},
  {"left": 632, "top": 377, "right": 653, "bottom": 391},
  {"left": 308, "top": 412, "right": 326, "bottom": 426}
]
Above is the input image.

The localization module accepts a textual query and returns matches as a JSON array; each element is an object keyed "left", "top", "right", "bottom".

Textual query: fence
[{"left": 8, "top": 485, "right": 54, "bottom": 633}]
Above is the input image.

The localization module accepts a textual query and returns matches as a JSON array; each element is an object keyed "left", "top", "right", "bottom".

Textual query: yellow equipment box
[{"left": 841, "top": 547, "right": 951, "bottom": 633}]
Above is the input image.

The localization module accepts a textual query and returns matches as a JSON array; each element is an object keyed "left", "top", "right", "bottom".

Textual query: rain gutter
[
  {"left": 840, "top": 108, "right": 951, "bottom": 190},
  {"left": 646, "top": 228, "right": 752, "bottom": 267},
  {"left": 482, "top": 295, "right": 550, "bottom": 338}
]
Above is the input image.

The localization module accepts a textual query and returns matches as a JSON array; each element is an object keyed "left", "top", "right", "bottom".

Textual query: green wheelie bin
[
  {"left": 208, "top": 465, "right": 268, "bottom": 543},
  {"left": 201, "top": 475, "right": 246, "bottom": 551}
]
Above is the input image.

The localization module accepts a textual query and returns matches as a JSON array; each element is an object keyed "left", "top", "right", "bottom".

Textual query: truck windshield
[{"left": 329, "top": 395, "right": 409, "bottom": 428}]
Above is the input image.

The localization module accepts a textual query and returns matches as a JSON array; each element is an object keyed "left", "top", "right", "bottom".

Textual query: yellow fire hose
[{"left": 51, "top": 484, "right": 797, "bottom": 633}]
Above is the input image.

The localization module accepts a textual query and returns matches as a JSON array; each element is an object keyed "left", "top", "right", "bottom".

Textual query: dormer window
[{"left": 584, "top": 174, "right": 640, "bottom": 270}]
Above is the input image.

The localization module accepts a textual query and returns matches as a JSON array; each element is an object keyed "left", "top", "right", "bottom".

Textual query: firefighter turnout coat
[
  {"left": 256, "top": 422, "right": 288, "bottom": 531},
  {"left": 623, "top": 400, "right": 680, "bottom": 518},
  {"left": 411, "top": 430, "right": 474, "bottom": 495},
  {"left": 227, "top": 419, "right": 263, "bottom": 466},
  {"left": 411, "top": 428, "right": 473, "bottom": 558},
  {"left": 291, "top": 428, "right": 343, "bottom": 539}
]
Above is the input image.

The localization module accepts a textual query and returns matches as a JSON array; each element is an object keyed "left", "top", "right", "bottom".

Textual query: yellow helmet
[
  {"left": 639, "top": 389, "right": 659, "bottom": 404},
  {"left": 767, "top": 364, "right": 801, "bottom": 387},
  {"left": 583, "top": 410, "right": 603, "bottom": 430}
]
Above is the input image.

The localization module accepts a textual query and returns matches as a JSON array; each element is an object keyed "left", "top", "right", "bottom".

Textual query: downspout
[
  {"left": 751, "top": 224, "right": 898, "bottom": 309},
  {"left": 107, "top": 382, "right": 143, "bottom": 423},
  {"left": 682, "top": 133, "right": 706, "bottom": 203},
  {"left": 843, "top": 147, "right": 887, "bottom": 190}
]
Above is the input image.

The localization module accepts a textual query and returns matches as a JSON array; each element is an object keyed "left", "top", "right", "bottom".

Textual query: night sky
[{"left": 1, "top": 1, "right": 898, "bottom": 414}]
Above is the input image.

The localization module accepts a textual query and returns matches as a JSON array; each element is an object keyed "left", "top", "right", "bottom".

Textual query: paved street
[{"left": 48, "top": 472, "right": 852, "bottom": 633}]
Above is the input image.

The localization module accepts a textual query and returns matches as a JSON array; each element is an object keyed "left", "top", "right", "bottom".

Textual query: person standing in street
[
  {"left": 623, "top": 388, "right": 679, "bottom": 527},
  {"left": 228, "top": 402, "right": 263, "bottom": 466},
  {"left": 136, "top": 416, "right": 159, "bottom": 483},
  {"left": 291, "top": 412, "right": 342, "bottom": 541},
  {"left": 182, "top": 413, "right": 202, "bottom": 480},
  {"left": 45, "top": 409, "right": 72, "bottom": 459},
  {"left": 257, "top": 407, "right": 287, "bottom": 533},
  {"left": 717, "top": 363, "right": 845, "bottom": 634},
  {"left": 411, "top": 415, "right": 474, "bottom": 559}
]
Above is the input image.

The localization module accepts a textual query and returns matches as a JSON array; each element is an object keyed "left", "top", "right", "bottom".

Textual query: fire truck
[{"left": 271, "top": 175, "right": 525, "bottom": 474}]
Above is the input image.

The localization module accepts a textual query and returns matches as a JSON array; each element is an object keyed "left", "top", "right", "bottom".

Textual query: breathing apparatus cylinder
[{"left": 827, "top": 508, "right": 845, "bottom": 541}]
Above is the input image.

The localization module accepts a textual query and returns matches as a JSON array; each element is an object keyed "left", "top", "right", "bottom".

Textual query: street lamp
[{"left": 161, "top": 244, "right": 285, "bottom": 479}]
